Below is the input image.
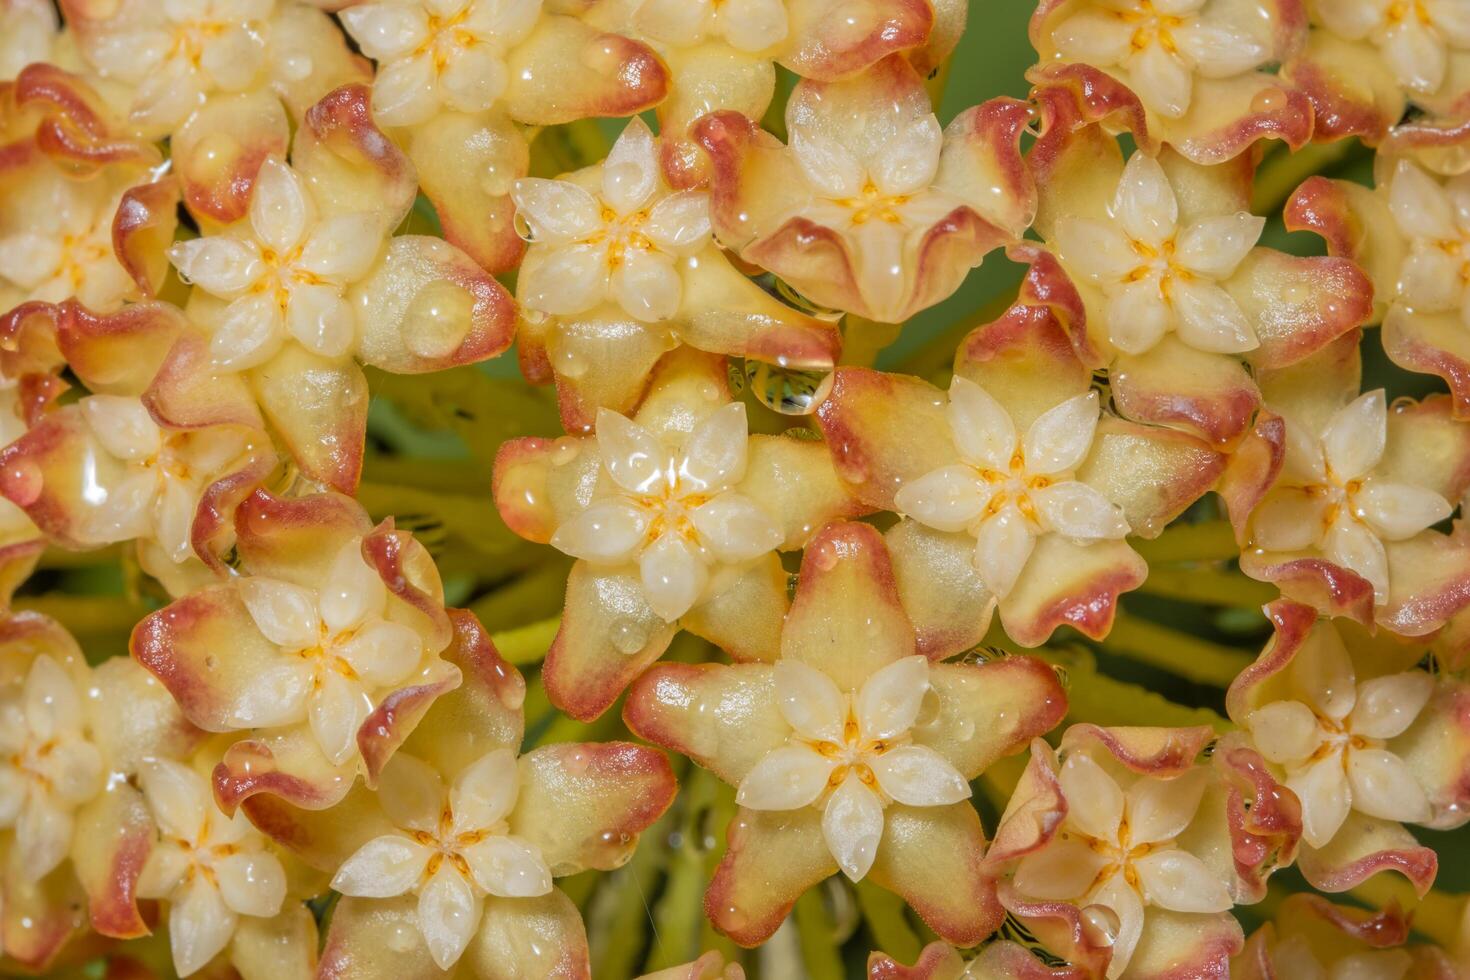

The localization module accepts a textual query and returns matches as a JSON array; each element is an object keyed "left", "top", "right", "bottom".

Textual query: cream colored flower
[
  {"left": 167, "top": 156, "right": 387, "bottom": 368},
  {"left": 136, "top": 758, "right": 288, "bottom": 977},
  {"left": 76, "top": 395, "right": 255, "bottom": 562},
  {"left": 330, "top": 750, "right": 553, "bottom": 970},
  {"left": 233, "top": 538, "right": 429, "bottom": 764},
  {"left": 1049, "top": 0, "right": 1273, "bottom": 118},
  {"left": 548, "top": 403, "right": 784, "bottom": 623},
  {"left": 79, "top": 0, "right": 274, "bottom": 132},
  {"left": 1251, "top": 390, "right": 1453, "bottom": 602},
  {"left": 735, "top": 655, "right": 970, "bottom": 882},
  {"left": 1012, "top": 752, "right": 1233, "bottom": 979},
  {"left": 632, "top": 0, "right": 788, "bottom": 53},
  {"left": 1313, "top": 0, "right": 1470, "bottom": 96},
  {"left": 340, "top": 0, "right": 543, "bottom": 127},
  {"left": 1243, "top": 627, "right": 1434, "bottom": 848},
  {"left": 1386, "top": 159, "right": 1470, "bottom": 328},
  {"left": 0, "top": 179, "right": 136, "bottom": 313},
  {"left": 1055, "top": 151, "right": 1265, "bottom": 356},
  {"left": 512, "top": 119, "right": 711, "bottom": 324},
  {"left": 0, "top": 655, "right": 105, "bottom": 883},
  {"left": 894, "top": 377, "right": 1129, "bottom": 600},
  {"left": 0, "top": 0, "right": 57, "bottom": 81}
]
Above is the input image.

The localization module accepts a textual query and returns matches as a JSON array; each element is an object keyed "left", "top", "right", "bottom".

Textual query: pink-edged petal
[
  {"left": 869, "top": 801, "right": 1002, "bottom": 947},
  {"left": 998, "top": 535, "right": 1147, "bottom": 647},
  {"left": 1296, "top": 811, "right": 1437, "bottom": 896},
  {"left": 705, "top": 806, "right": 838, "bottom": 946}
]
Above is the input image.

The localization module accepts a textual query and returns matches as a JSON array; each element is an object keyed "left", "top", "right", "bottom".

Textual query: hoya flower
[
  {"left": 1289, "top": 153, "right": 1470, "bottom": 418},
  {"left": 152, "top": 84, "right": 516, "bottom": 492},
  {"left": 1227, "top": 601, "right": 1470, "bottom": 895},
  {"left": 1018, "top": 112, "right": 1371, "bottom": 448},
  {"left": 695, "top": 55, "right": 1036, "bottom": 323},
  {"left": 638, "top": 952, "right": 745, "bottom": 980},
  {"left": 989, "top": 726, "right": 1299, "bottom": 980},
  {"left": 0, "top": 301, "right": 276, "bottom": 583},
  {"left": 1284, "top": 0, "right": 1470, "bottom": 144},
  {"left": 1028, "top": 0, "right": 1312, "bottom": 164},
  {"left": 1227, "top": 333, "right": 1470, "bottom": 632},
  {"left": 1235, "top": 893, "right": 1459, "bottom": 979},
  {"left": 817, "top": 305, "right": 1224, "bottom": 652},
  {"left": 867, "top": 940, "right": 1090, "bottom": 980},
  {"left": 243, "top": 611, "right": 675, "bottom": 977},
  {"left": 512, "top": 118, "right": 839, "bottom": 427},
  {"left": 0, "top": 0, "right": 58, "bottom": 81},
  {"left": 581, "top": 0, "right": 943, "bottom": 188},
  {"left": 132, "top": 489, "right": 464, "bottom": 813},
  {"left": 495, "top": 348, "right": 864, "bottom": 720},
  {"left": 625, "top": 521, "right": 1067, "bottom": 947},
  {"left": 336, "top": 0, "right": 668, "bottom": 274},
  {"left": 135, "top": 758, "right": 289, "bottom": 976}
]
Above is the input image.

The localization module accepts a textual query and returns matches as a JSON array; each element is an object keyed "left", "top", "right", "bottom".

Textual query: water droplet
[
  {"left": 480, "top": 161, "right": 514, "bottom": 198},
  {"left": 914, "top": 688, "right": 942, "bottom": 729},
  {"left": 954, "top": 717, "right": 975, "bottom": 741},
  {"left": 1080, "top": 903, "right": 1120, "bottom": 947},
  {"left": 742, "top": 359, "right": 834, "bottom": 416},
  {"left": 553, "top": 344, "right": 589, "bottom": 379},
  {"left": 513, "top": 210, "right": 536, "bottom": 242},
  {"left": 404, "top": 279, "right": 476, "bottom": 360},
  {"left": 720, "top": 904, "right": 749, "bottom": 932},
  {"left": 565, "top": 747, "right": 591, "bottom": 774},
  {"left": 1250, "top": 86, "right": 1287, "bottom": 114},
  {"left": 611, "top": 617, "right": 651, "bottom": 655}
]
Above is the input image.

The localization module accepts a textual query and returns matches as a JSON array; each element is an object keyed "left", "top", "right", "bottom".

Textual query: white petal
[
  {"left": 1024, "top": 391, "right": 1099, "bottom": 476},
  {"left": 320, "top": 539, "right": 387, "bottom": 635},
  {"left": 1315, "top": 0, "right": 1382, "bottom": 39},
  {"left": 1356, "top": 482, "right": 1452, "bottom": 541},
  {"left": 680, "top": 402, "right": 749, "bottom": 491},
  {"left": 1430, "top": 0, "right": 1470, "bottom": 44},
  {"left": 81, "top": 395, "right": 161, "bottom": 461},
  {"left": 439, "top": 44, "right": 508, "bottom": 114},
  {"left": 340, "top": 3, "right": 431, "bottom": 60},
  {"left": 449, "top": 747, "right": 520, "bottom": 832},
  {"left": 23, "top": 655, "right": 84, "bottom": 739},
  {"left": 1390, "top": 161, "right": 1457, "bottom": 242},
  {"left": 249, "top": 157, "right": 313, "bottom": 255},
  {"left": 644, "top": 191, "right": 712, "bottom": 253},
  {"left": 1128, "top": 43, "right": 1194, "bottom": 118},
  {"left": 550, "top": 501, "right": 649, "bottom": 564},
  {"left": 736, "top": 746, "right": 837, "bottom": 810},
  {"left": 286, "top": 283, "right": 356, "bottom": 359},
  {"left": 1349, "top": 672, "right": 1435, "bottom": 741},
  {"left": 947, "top": 376, "right": 1017, "bottom": 471},
  {"left": 154, "top": 477, "right": 199, "bottom": 564},
  {"left": 1114, "top": 152, "right": 1179, "bottom": 244},
  {"left": 137, "top": 842, "right": 190, "bottom": 899},
  {"left": 1058, "top": 752, "right": 1123, "bottom": 842},
  {"left": 465, "top": 0, "right": 541, "bottom": 42},
  {"left": 1054, "top": 217, "right": 1139, "bottom": 282},
  {"left": 199, "top": 24, "right": 265, "bottom": 91},
  {"left": 0, "top": 232, "right": 62, "bottom": 289},
  {"left": 602, "top": 118, "right": 661, "bottom": 214},
  {"left": 852, "top": 220, "right": 908, "bottom": 322},
  {"left": 1382, "top": 20, "right": 1447, "bottom": 94},
  {"left": 1398, "top": 249, "right": 1462, "bottom": 311},
  {"left": 416, "top": 864, "right": 483, "bottom": 971},
  {"left": 870, "top": 114, "right": 942, "bottom": 197},
  {"left": 638, "top": 531, "right": 708, "bottom": 622},
  {"left": 870, "top": 744, "right": 971, "bottom": 806},
  {"left": 821, "top": 777, "right": 884, "bottom": 881},
  {"left": 1126, "top": 769, "right": 1207, "bottom": 845},
  {"left": 509, "top": 179, "right": 601, "bottom": 246},
  {"left": 1347, "top": 748, "right": 1431, "bottom": 824},
  {"left": 168, "top": 236, "right": 263, "bottom": 297},
  {"left": 338, "top": 619, "right": 423, "bottom": 687},
  {"left": 297, "top": 214, "right": 386, "bottom": 283},
  {"left": 371, "top": 54, "right": 441, "bottom": 128},
  {"left": 214, "top": 851, "right": 286, "bottom": 917},
  {"left": 1172, "top": 278, "right": 1258, "bottom": 354},
  {"left": 596, "top": 409, "right": 668, "bottom": 494},
  {"left": 973, "top": 507, "right": 1035, "bottom": 599},
  {"left": 140, "top": 758, "right": 211, "bottom": 841},
  {"left": 1132, "top": 850, "right": 1233, "bottom": 912},
  {"left": 461, "top": 835, "right": 552, "bottom": 897},
  {"left": 1322, "top": 390, "right": 1387, "bottom": 482},
  {"left": 16, "top": 797, "right": 71, "bottom": 882},
  {"left": 378, "top": 753, "right": 445, "bottom": 832},
  {"left": 309, "top": 671, "right": 371, "bottom": 766},
  {"left": 1174, "top": 20, "right": 1271, "bottom": 77},
  {"left": 44, "top": 739, "right": 104, "bottom": 807},
  {"left": 519, "top": 243, "right": 608, "bottom": 315},
  {"left": 1051, "top": 9, "right": 1134, "bottom": 65},
  {"left": 773, "top": 659, "right": 847, "bottom": 742},
  {"left": 689, "top": 494, "right": 784, "bottom": 562},
  {"left": 790, "top": 127, "right": 864, "bottom": 199},
  {"left": 1324, "top": 517, "right": 1390, "bottom": 603},
  {"left": 1175, "top": 212, "right": 1266, "bottom": 280},
  {"left": 1245, "top": 700, "right": 1323, "bottom": 765},
  {"left": 718, "top": 0, "right": 789, "bottom": 50},
  {"left": 1291, "top": 625, "right": 1358, "bottom": 720},
  {"left": 894, "top": 465, "right": 990, "bottom": 532},
  {"left": 1287, "top": 752, "right": 1352, "bottom": 848},
  {"left": 1251, "top": 489, "right": 1326, "bottom": 552},
  {"left": 1105, "top": 277, "right": 1172, "bottom": 355},
  {"left": 331, "top": 835, "right": 432, "bottom": 897},
  {"left": 238, "top": 577, "right": 321, "bottom": 650},
  {"left": 226, "top": 661, "right": 312, "bottom": 728},
  {"left": 1013, "top": 835, "right": 1111, "bottom": 900},
  {"left": 209, "top": 293, "right": 285, "bottom": 371},
  {"left": 1032, "top": 480, "right": 1129, "bottom": 540},
  {"left": 612, "top": 250, "right": 682, "bottom": 322},
  {"left": 170, "top": 881, "right": 237, "bottom": 977},
  {"left": 855, "top": 656, "right": 930, "bottom": 740}
]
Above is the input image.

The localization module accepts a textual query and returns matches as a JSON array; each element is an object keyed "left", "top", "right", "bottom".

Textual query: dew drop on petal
[
  {"left": 743, "top": 359, "right": 834, "bottom": 416},
  {"left": 404, "top": 279, "right": 476, "bottom": 360},
  {"left": 1081, "top": 903, "right": 1120, "bottom": 947},
  {"left": 610, "top": 617, "right": 651, "bottom": 655},
  {"left": 1250, "top": 86, "right": 1287, "bottom": 114},
  {"left": 513, "top": 210, "right": 537, "bottom": 242}
]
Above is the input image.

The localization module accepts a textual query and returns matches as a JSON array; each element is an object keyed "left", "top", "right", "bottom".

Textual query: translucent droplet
[
  {"left": 404, "top": 279, "right": 475, "bottom": 359},
  {"left": 766, "top": 275, "right": 844, "bottom": 321},
  {"left": 953, "top": 717, "right": 975, "bottom": 741},
  {"left": 743, "top": 359, "right": 834, "bottom": 416},
  {"left": 549, "top": 437, "right": 582, "bottom": 465},
  {"left": 480, "top": 162, "right": 514, "bottom": 198},
  {"left": 611, "top": 617, "right": 650, "bottom": 655},
  {"left": 1080, "top": 903, "right": 1120, "bottom": 947},
  {"left": 513, "top": 210, "right": 536, "bottom": 242},
  {"left": 554, "top": 344, "right": 589, "bottom": 379},
  {"left": 1250, "top": 86, "right": 1287, "bottom": 114},
  {"left": 913, "top": 687, "right": 942, "bottom": 729},
  {"left": 564, "top": 747, "right": 591, "bottom": 774}
]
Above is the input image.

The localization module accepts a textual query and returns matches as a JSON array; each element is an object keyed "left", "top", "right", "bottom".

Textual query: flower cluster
[{"left": 1, "top": 0, "right": 1470, "bottom": 978}]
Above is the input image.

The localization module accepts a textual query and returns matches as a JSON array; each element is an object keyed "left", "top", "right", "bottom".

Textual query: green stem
[
  {"left": 1131, "top": 521, "right": 1241, "bottom": 565},
  {"left": 1037, "top": 646, "right": 1231, "bottom": 731},
  {"left": 854, "top": 881, "right": 922, "bottom": 966},
  {"left": 471, "top": 558, "right": 571, "bottom": 631},
  {"left": 15, "top": 594, "right": 152, "bottom": 635},
  {"left": 1100, "top": 614, "right": 1255, "bottom": 688},
  {"left": 1136, "top": 566, "right": 1277, "bottom": 608},
  {"left": 841, "top": 317, "right": 904, "bottom": 367},
  {"left": 489, "top": 616, "right": 561, "bottom": 666},
  {"left": 1250, "top": 139, "right": 1359, "bottom": 217},
  {"left": 793, "top": 890, "right": 845, "bottom": 980}
]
